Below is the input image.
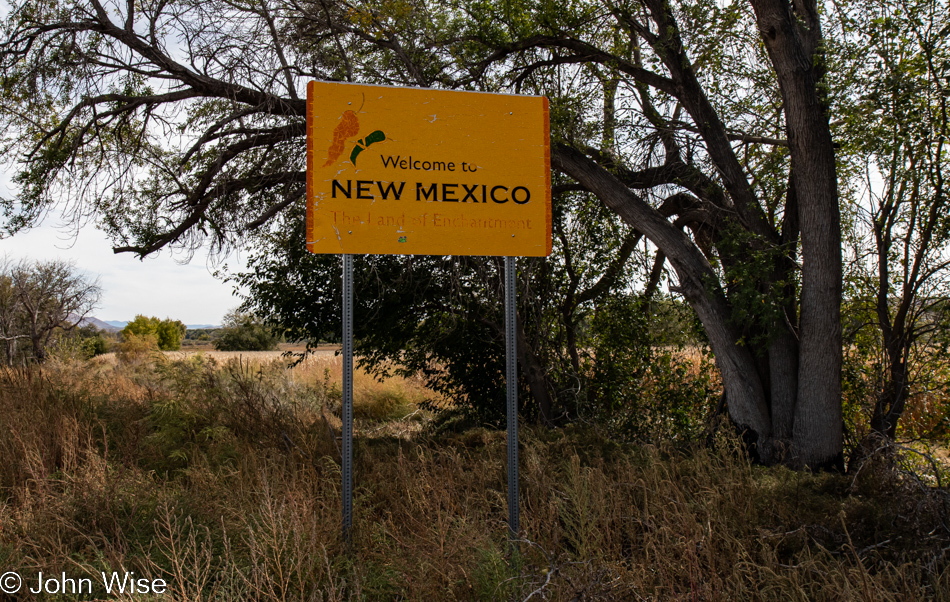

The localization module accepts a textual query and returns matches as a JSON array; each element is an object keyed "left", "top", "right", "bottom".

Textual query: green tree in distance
[
  {"left": 121, "top": 315, "right": 186, "bottom": 351},
  {"left": 214, "top": 310, "right": 278, "bottom": 352}
]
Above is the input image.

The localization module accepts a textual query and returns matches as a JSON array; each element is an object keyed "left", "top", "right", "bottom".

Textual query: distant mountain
[
  {"left": 93, "top": 319, "right": 221, "bottom": 330},
  {"left": 70, "top": 316, "right": 121, "bottom": 332},
  {"left": 101, "top": 320, "right": 221, "bottom": 330}
]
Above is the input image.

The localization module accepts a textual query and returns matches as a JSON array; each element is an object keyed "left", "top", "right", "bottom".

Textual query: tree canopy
[
  {"left": 121, "top": 314, "right": 186, "bottom": 350},
  {"left": 214, "top": 309, "right": 279, "bottom": 351},
  {"left": 0, "top": 257, "right": 101, "bottom": 363}
]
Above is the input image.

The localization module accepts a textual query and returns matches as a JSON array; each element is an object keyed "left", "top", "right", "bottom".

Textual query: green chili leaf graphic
[
  {"left": 349, "top": 131, "right": 386, "bottom": 165},
  {"left": 364, "top": 130, "right": 386, "bottom": 146}
]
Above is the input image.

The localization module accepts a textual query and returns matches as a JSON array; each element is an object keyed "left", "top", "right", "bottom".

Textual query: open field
[
  {"left": 1, "top": 356, "right": 949, "bottom": 600},
  {"left": 95, "top": 343, "right": 341, "bottom": 363}
]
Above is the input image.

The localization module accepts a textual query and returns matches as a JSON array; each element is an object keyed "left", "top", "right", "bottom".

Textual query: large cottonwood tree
[
  {"left": 440, "top": 0, "right": 844, "bottom": 467},
  {"left": 1, "top": 0, "right": 848, "bottom": 466}
]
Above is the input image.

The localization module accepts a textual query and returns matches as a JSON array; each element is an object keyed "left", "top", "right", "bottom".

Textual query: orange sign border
[{"left": 305, "top": 81, "right": 551, "bottom": 257}]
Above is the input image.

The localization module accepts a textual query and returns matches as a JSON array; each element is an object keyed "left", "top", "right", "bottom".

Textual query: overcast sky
[{"left": 0, "top": 215, "right": 243, "bottom": 326}]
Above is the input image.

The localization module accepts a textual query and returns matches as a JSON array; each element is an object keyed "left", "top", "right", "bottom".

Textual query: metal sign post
[
  {"left": 505, "top": 256, "right": 519, "bottom": 539},
  {"left": 342, "top": 254, "right": 354, "bottom": 543}
]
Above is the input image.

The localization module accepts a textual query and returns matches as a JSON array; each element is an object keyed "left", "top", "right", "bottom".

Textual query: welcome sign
[{"left": 306, "top": 82, "right": 551, "bottom": 256}]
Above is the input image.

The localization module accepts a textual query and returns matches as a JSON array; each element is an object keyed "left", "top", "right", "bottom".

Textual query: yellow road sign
[{"left": 306, "top": 82, "right": 551, "bottom": 256}]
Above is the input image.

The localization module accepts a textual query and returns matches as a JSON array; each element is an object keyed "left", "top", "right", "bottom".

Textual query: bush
[
  {"left": 214, "top": 310, "right": 278, "bottom": 351},
  {"left": 117, "top": 332, "right": 161, "bottom": 364},
  {"left": 581, "top": 295, "right": 716, "bottom": 442},
  {"left": 122, "top": 315, "right": 186, "bottom": 351},
  {"left": 80, "top": 333, "right": 110, "bottom": 357}
]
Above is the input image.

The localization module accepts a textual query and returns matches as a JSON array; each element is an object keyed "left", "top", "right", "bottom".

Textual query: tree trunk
[
  {"left": 768, "top": 329, "right": 798, "bottom": 443},
  {"left": 3, "top": 338, "right": 14, "bottom": 366},
  {"left": 31, "top": 333, "right": 47, "bottom": 362},
  {"left": 552, "top": 145, "right": 775, "bottom": 461},
  {"left": 751, "top": 0, "right": 843, "bottom": 470},
  {"left": 871, "top": 343, "right": 911, "bottom": 439}
]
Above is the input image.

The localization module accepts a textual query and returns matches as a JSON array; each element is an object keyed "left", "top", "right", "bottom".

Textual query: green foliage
[
  {"left": 76, "top": 324, "right": 111, "bottom": 358},
  {"left": 582, "top": 295, "right": 715, "bottom": 442},
  {"left": 213, "top": 310, "right": 279, "bottom": 351},
  {"left": 81, "top": 333, "right": 110, "bottom": 357},
  {"left": 122, "top": 315, "right": 186, "bottom": 351},
  {"left": 156, "top": 320, "right": 185, "bottom": 351}
]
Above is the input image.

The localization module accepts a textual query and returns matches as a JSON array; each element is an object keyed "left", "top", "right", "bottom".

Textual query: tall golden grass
[{"left": 0, "top": 355, "right": 948, "bottom": 600}]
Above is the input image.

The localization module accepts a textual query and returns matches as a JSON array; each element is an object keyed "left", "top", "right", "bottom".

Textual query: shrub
[
  {"left": 117, "top": 332, "right": 161, "bottom": 364},
  {"left": 81, "top": 333, "right": 110, "bottom": 357},
  {"left": 214, "top": 310, "right": 278, "bottom": 351},
  {"left": 581, "top": 295, "right": 715, "bottom": 443},
  {"left": 122, "top": 315, "right": 186, "bottom": 350}
]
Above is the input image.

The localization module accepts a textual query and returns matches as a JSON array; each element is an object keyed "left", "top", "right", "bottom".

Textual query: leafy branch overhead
[
  {"left": 3, "top": 0, "right": 784, "bottom": 258},
  {"left": 1, "top": 0, "right": 312, "bottom": 256}
]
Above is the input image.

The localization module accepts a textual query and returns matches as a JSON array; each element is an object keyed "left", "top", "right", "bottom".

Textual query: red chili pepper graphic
[{"left": 323, "top": 110, "right": 360, "bottom": 167}]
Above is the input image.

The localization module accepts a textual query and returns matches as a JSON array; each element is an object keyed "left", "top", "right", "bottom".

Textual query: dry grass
[{"left": 0, "top": 357, "right": 948, "bottom": 601}]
